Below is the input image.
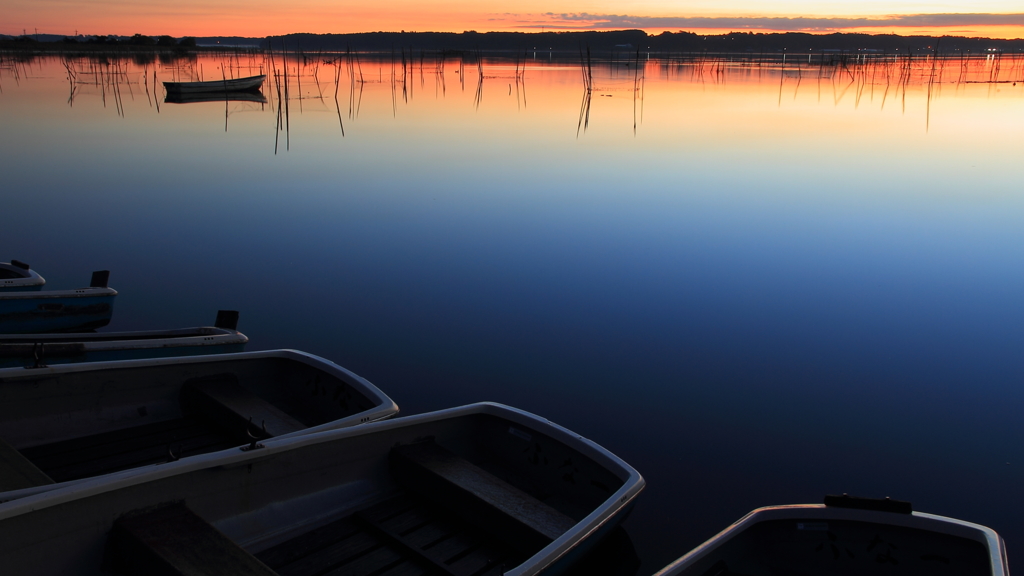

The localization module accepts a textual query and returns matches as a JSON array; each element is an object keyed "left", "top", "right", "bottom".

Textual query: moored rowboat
[
  {"left": 0, "top": 260, "right": 44, "bottom": 292},
  {"left": 0, "top": 270, "right": 116, "bottom": 333},
  {"left": 0, "top": 402, "right": 643, "bottom": 576},
  {"left": 654, "top": 494, "right": 1009, "bottom": 576},
  {"left": 0, "top": 349, "right": 398, "bottom": 499},
  {"left": 0, "top": 310, "right": 249, "bottom": 369},
  {"left": 163, "top": 74, "right": 266, "bottom": 94}
]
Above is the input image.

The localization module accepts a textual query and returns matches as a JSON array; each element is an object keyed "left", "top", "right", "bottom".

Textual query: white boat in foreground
[
  {"left": 163, "top": 74, "right": 266, "bottom": 94},
  {"left": 0, "top": 403, "right": 644, "bottom": 576},
  {"left": 654, "top": 494, "right": 1008, "bottom": 576},
  {"left": 0, "top": 349, "right": 398, "bottom": 499}
]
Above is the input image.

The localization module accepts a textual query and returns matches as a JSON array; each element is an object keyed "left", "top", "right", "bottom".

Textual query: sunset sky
[{"left": 4, "top": 1, "right": 1024, "bottom": 39}]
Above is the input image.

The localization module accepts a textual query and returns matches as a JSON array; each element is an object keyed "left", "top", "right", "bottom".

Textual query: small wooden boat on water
[
  {"left": 0, "top": 310, "right": 248, "bottom": 369},
  {"left": 0, "top": 402, "right": 643, "bottom": 576},
  {"left": 0, "top": 260, "right": 44, "bottom": 292},
  {"left": 0, "top": 349, "right": 398, "bottom": 499},
  {"left": 0, "top": 270, "right": 116, "bottom": 333},
  {"left": 654, "top": 494, "right": 1009, "bottom": 576},
  {"left": 163, "top": 74, "right": 266, "bottom": 94}
]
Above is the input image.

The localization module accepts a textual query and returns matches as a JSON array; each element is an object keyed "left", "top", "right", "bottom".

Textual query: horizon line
[{"left": 5, "top": 28, "right": 1024, "bottom": 42}]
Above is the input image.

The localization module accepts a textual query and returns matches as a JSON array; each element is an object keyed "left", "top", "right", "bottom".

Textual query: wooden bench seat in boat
[
  {"left": 19, "top": 418, "right": 241, "bottom": 483},
  {"left": 0, "top": 435, "right": 53, "bottom": 491},
  {"left": 107, "top": 502, "right": 277, "bottom": 576},
  {"left": 18, "top": 374, "right": 307, "bottom": 483},
  {"left": 390, "top": 440, "right": 576, "bottom": 554},
  {"left": 257, "top": 443, "right": 577, "bottom": 576},
  {"left": 109, "top": 495, "right": 518, "bottom": 576},
  {"left": 181, "top": 373, "right": 306, "bottom": 439},
  {"left": 256, "top": 494, "right": 519, "bottom": 576}
]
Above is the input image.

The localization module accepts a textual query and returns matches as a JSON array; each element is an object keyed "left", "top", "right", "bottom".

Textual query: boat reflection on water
[
  {"left": 162, "top": 88, "right": 268, "bottom": 132},
  {"left": 164, "top": 90, "right": 268, "bottom": 104}
]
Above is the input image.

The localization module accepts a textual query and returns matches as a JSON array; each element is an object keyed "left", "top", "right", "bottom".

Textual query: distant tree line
[
  {"left": 264, "top": 30, "right": 1024, "bottom": 54},
  {"left": 6, "top": 34, "right": 196, "bottom": 47},
  {"left": 65, "top": 34, "right": 196, "bottom": 46},
  {"left": 6, "top": 29, "right": 1021, "bottom": 55}
]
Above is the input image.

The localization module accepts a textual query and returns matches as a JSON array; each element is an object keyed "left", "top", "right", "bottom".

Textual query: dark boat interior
[
  {"left": 679, "top": 518, "right": 992, "bottom": 576},
  {"left": 0, "top": 261, "right": 32, "bottom": 279},
  {"left": 0, "top": 358, "right": 379, "bottom": 490},
  {"left": 100, "top": 413, "right": 629, "bottom": 576}
]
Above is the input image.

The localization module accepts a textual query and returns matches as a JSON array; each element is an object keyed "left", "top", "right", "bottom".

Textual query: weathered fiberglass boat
[
  {"left": 0, "top": 270, "right": 116, "bottom": 333},
  {"left": 163, "top": 74, "right": 266, "bottom": 94},
  {"left": 0, "top": 310, "right": 248, "bottom": 369},
  {"left": 0, "top": 402, "right": 644, "bottom": 576},
  {"left": 654, "top": 494, "right": 1009, "bottom": 576},
  {"left": 0, "top": 349, "right": 398, "bottom": 499},
  {"left": 0, "top": 260, "right": 44, "bottom": 292}
]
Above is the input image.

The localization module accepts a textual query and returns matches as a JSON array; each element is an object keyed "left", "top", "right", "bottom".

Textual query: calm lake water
[{"left": 2, "top": 50, "right": 1024, "bottom": 573}]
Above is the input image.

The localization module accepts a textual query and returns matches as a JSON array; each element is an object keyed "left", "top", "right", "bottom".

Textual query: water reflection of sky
[{"left": 2, "top": 53, "right": 1023, "bottom": 572}]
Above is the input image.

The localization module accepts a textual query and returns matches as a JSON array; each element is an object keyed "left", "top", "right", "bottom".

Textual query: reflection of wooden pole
[
  {"left": 274, "top": 70, "right": 283, "bottom": 154},
  {"left": 267, "top": 40, "right": 277, "bottom": 114},
  {"left": 296, "top": 41, "right": 303, "bottom": 113},
  {"left": 334, "top": 59, "right": 340, "bottom": 99},
  {"left": 577, "top": 44, "right": 592, "bottom": 137},
  {"left": 633, "top": 45, "right": 643, "bottom": 135},
  {"left": 283, "top": 41, "right": 290, "bottom": 151},
  {"left": 334, "top": 60, "right": 345, "bottom": 136},
  {"left": 223, "top": 66, "right": 229, "bottom": 132}
]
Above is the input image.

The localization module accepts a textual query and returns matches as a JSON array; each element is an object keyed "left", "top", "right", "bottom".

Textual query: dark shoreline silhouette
[
  {"left": 4, "top": 30, "right": 1024, "bottom": 55},
  {"left": 266, "top": 30, "right": 1024, "bottom": 54}
]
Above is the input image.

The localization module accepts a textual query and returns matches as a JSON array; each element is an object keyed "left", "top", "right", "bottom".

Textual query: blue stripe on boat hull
[{"left": 0, "top": 295, "right": 115, "bottom": 333}]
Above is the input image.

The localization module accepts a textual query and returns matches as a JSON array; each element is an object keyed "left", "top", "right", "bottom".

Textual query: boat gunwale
[
  {"left": 0, "top": 264, "right": 45, "bottom": 289},
  {"left": 0, "top": 327, "right": 248, "bottom": 350},
  {"left": 0, "top": 286, "right": 117, "bottom": 300},
  {"left": 0, "top": 351, "right": 396, "bottom": 428},
  {"left": 0, "top": 401, "right": 642, "bottom": 576},
  {"left": 652, "top": 503, "right": 1009, "bottom": 576},
  {"left": 0, "top": 349, "right": 397, "bottom": 495}
]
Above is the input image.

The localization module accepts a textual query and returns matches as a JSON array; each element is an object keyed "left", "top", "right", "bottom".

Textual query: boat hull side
[
  {"left": 653, "top": 505, "right": 1009, "bottom": 576},
  {"left": 0, "top": 284, "right": 44, "bottom": 292},
  {"left": 163, "top": 75, "right": 266, "bottom": 94},
  {"left": 0, "top": 403, "right": 636, "bottom": 576},
  {"left": 0, "top": 295, "right": 115, "bottom": 333},
  {"left": 0, "top": 341, "right": 247, "bottom": 369},
  {"left": 532, "top": 500, "right": 638, "bottom": 576}
]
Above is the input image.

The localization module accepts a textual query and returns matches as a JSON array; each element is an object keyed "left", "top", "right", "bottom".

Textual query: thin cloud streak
[{"left": 517, "top": 12, "right": 1024, "bottom": 31}]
